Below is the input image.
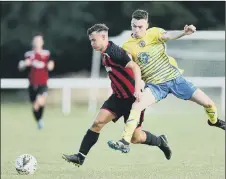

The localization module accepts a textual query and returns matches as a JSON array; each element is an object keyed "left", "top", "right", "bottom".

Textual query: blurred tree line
[{"left": 1, "top": 1, "right": 225, "bottom": 78}]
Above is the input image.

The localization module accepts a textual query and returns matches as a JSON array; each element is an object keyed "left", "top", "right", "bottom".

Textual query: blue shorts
[{"left": 145, "top": 76, "right": 197, "bottom": 101}]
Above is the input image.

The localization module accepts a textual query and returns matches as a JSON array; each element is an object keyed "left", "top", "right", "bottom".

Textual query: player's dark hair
[
  {"left": 132, "top": 9, "right": 149, "bottom": 21},
  {"left": 87, "top": 24, "right": 109, "bottom": 36},
  {"left": 33, "top": 32, "right": 43, "bottom": 38}
]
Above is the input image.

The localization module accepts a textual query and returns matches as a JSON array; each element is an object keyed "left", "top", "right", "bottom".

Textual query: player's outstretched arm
[
  {"left": 161, "top": 24, "right": 196, "bottom": 41},
  {"left": 18, "top": 59, "right": 31, "bottom": 71}
]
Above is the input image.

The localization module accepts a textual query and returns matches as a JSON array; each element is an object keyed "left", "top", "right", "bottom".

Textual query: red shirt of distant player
[{"left": 24, "top": 50, "right": 50, "bottom": 86}]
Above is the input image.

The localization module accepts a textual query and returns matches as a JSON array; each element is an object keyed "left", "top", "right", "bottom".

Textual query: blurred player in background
[
  {"left": 18, "top": 33, "right": 55, "bottom": 129},
  {"left": 108, "top": 9, "right": 225, "bottom": 153},
  {"left": 62, "top": 24, "right": 172, "bottom": 167}
]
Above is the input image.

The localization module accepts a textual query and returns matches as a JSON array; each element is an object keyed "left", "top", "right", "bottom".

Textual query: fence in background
[{"left": 1, "top": 77, "right": 225, "bottom": 115}]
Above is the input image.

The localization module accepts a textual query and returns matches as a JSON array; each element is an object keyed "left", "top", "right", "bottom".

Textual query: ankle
[
  {"left": 78, "top": 152, "right": 86, "bottom": 161},
  {"left": 120, "top": 138, "right": 130, "bottom": 145}
]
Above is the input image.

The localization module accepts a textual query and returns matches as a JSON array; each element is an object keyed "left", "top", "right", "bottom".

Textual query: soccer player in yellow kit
[{"left": 108, "top": 9, "right": 225, "bottom": 154}]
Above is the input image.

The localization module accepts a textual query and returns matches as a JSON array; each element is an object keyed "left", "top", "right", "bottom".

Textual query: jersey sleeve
[
  {"left": 109, "top": 44, "right": 131, "bottom": 67},
  {"left": 122, "top": 41, "right": 137, "bottom": 60},
  {"left": 122, "top": 42, "right": 130, "bottom": 53},
  {"left": 24, "top": 51, "right": 35, "bottom": 65},
  {"left": 147, "top": 27, "right": 167, "bottom": 43},
  {"left": 24, "top": 51, "right": 33, "bottom": 59}
]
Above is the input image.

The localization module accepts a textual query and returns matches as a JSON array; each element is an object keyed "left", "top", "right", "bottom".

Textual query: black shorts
[
  {"left": 28, "top": 85, "right": 48, "bottom": 102},
  {"left": 101, "top": 94, "right": 145, "bottom": 127}
]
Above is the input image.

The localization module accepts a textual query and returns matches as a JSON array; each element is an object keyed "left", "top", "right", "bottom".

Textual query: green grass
[{"left": 1, "top": 102, "right": 225, "bottom": 179}]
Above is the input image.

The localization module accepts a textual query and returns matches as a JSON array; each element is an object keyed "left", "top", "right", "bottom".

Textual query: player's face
[
  {"left": 32, "top": 36, "right": 44, "bottom": 49},
  {"left": 89, "top": 32, "right": 105, "bottom": 51},
  {"left": 131, "top": 18, "right": 148, "bottom": 38}
]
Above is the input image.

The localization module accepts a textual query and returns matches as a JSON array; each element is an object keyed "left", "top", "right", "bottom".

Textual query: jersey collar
[{"left": 102, "top": 41, "right": 111, "bottom": 53}]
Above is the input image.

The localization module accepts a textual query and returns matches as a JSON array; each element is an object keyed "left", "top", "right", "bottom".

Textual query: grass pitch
[{"left": 1, "top": 100, "right": 225, "bottom": 179}]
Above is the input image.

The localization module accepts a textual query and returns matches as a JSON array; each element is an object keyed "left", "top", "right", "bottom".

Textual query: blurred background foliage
[{"left": 1, "top": 1, "right": 225, "bottom": 78}]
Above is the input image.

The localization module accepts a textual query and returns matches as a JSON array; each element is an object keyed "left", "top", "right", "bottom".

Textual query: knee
[
  {"left": 131, "top": 131, "right": 142, "bottom": 144},
  {"left": 131, "top": 136, "right": 140, "bottom": 144},
  {"left": 33, "top": 102, "right": 40, "bottom": 111},
  {"left": 131, "top": 129, "right": 148, "bottom": 144},
  {"left": 91, "top": 120, "right": 105, "bottom": 132},
  {"left": 37, "top": 96, "right": 46, "bottom": 107},
  {"left": 203, "top": 100, "right": 216, "bottom": 108}
]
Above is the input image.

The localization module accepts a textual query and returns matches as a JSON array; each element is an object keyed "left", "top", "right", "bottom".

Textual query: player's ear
[
  {"left": 146, "top": 23, "right": 149, "bottom": 29},
  {"left": 103, "top": 33, "right": 108, "bottom": 40}
]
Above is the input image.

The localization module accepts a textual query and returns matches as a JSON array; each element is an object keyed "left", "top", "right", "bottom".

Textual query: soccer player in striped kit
[
  {"left": 18, "top": 33, "right": 54, "bottom": 129},
  {"left": 62, "top": 24, "right": 172, "bottom": 167}
]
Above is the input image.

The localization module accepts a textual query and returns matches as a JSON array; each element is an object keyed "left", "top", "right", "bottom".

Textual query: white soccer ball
[{"left": 15, "top": 154, "right": 37, "bottom": 175}]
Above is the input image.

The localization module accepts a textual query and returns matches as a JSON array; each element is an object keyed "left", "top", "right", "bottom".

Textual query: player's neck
[
  {"left": 101, "top": 41, "right": 109, "bottom": 53},
  {"left": 33, "top": 48, "right": 43, "bottom": 53}
]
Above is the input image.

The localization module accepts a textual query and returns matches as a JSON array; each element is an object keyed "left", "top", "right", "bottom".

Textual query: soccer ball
[{"left": 15, "top": 154, "right": 37, "bottom": 175}]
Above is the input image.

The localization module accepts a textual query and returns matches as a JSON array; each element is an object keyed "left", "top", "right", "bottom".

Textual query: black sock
[
  {"left": 33, "top": 109, "right": 39, "bottom": 122},
  {"left": 39, "top": 107, "right": 44, "bottom": 119},
  {"left": 142, "top": 130, "right": 161, "bottom": 146},
  {"left": 32, "top": 107, "right": 44, "bottom": 122},
  {"left": 78, "top": 129, "right": 100, "bottom": 160}
]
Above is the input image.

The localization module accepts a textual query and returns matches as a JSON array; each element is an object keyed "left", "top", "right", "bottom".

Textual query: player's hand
[
  {"left": 47, "top": 61, "right": 54, "bottom": 71},
  {"left": 184, "top": 24, "right": 196, "bottom": 35},
  {"left": 134, "top": 89, "right": 142, "bottom": 102},
  {"left": 24, "top": 59, "right": 32, "bottom": 66},
  {"left": 18, "top": 59, "right": 31, "bottom": 71}
]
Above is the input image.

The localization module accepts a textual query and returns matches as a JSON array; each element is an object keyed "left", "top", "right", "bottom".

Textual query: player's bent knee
[
  {"left": 91, "top": 120, "right": 105, "bottom": 132},
  {"left": 33, "top": 102, "right": 40, "bottom": 111},
  {"left": 131, "top": 129, "right": 143, "bottom": 144},
  {"left": 37, "top": 95, "right": 47, "bottom": 106},
  {"left": 131, "top": 136, "right": 139, "bottom": 144},
  {"left": 191, "top": 89, "right": 216, "bottom": 108},
  {"left": 203, "top": 100, "right": 215, "bottom": 108},
  {"left": 91, "top": 109, "right": 115, "bottom": 132},
  {"left": 131, "top": 134, "right": 143, "bottom": 144}
]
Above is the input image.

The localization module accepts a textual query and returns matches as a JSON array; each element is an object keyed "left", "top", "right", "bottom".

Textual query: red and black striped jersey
[{"left": 102, "top": 41, "right": 135, "bottom": 99}]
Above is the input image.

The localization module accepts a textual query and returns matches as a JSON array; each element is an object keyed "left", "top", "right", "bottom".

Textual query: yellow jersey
[{"left": 122, "top": 27, "right": 183, "bottom": 84}]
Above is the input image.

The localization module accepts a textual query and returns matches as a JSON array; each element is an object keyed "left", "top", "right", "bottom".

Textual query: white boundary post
[{"left": 62, "top": 87, "right": 71, "bottom": 114}]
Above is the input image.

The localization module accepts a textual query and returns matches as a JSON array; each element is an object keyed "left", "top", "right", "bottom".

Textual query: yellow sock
[
  {"left": 122, "top": 110, "right": 140, "bottom": 143},
  {"left": 205, "top": 106, "right": 218, "bottom": 124}
]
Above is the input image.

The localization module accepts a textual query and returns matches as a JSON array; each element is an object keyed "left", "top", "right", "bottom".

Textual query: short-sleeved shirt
[
  {"left": 24, "top": 49, "right": 50, "bottom": 86},
  {"left": 102, "top": 41, "right": 135, "bottom": 99},
  {"left": 122, "top": 27, "right": 181, "bottom": 84}
]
